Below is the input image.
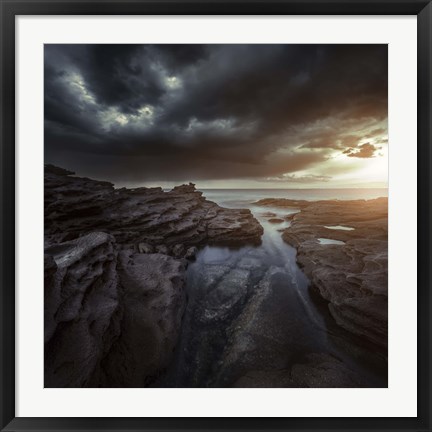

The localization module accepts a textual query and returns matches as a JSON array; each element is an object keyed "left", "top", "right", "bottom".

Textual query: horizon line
[{"left": 185, "top": 187, "right": 389, "bottom": 190}]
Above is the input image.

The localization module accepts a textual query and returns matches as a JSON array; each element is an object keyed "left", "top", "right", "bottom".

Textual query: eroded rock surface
[
  {"left": 44, "top": 165, "right": 263, "bottom": 387},
  {"left": 96, "top": 251, "right": 186, "bottom": 387},
  {"left": 44, "top": 232, "right": 121, "bottom": 387},
  {"left": 256, "top": 197, "right": 388, "bottom": 351},
  {"left": 45, "top": 164, "right": 263, "bottom": 249},
  {"left": 44, "top": 232, "right": 186, "bottom": 387}
]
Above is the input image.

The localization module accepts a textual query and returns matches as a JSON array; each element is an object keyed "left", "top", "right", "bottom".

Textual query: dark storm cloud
[{"left": 44, "top": 44, "right": 388, "bottom": 183}]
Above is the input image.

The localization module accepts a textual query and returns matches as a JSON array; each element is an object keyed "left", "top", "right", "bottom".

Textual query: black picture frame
[{"left": 1, "top": 1, "right": 431, "bottom": 431}]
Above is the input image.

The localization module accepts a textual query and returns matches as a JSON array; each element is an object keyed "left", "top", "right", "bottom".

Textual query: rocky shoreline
[
  {"left": 45, "top": 165, "right": 263, "bottom": 249},
  {"left": 44, "top": 165, "right": 263, "bottom": 387},
  {"left": 44, "top": 164, "right": 387, "bottom": 388},
  {"left": 255, "top": 197, "right": 388, "bottom": 352}
]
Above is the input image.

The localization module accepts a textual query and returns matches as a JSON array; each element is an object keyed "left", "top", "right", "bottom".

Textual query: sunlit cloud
[{"left": 344, "top": 142, "right": 381, "bottom": 158}]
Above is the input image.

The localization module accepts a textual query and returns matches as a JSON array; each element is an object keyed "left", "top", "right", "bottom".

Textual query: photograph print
[{"left": 44, "top": 44, "right": 388, "bottom": 388}]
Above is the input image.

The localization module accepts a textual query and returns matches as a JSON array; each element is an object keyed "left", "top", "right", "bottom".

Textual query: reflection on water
[
  {"left": 324, "top": 225, "right": 355, "bottom": 231},
  {"left": 318, "top": 238, "right": 346, "bottom": 245},
  {"left": 160, "top": 190, "right": 387, "bottom": 387}
]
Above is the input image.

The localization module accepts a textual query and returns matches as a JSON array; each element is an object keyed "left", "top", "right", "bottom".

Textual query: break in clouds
[{"left": 44, "top": 44, "right": 388, "bottom": 187}]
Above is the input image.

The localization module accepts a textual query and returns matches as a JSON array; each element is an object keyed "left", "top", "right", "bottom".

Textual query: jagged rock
[
  {"left": 155, "top": 245, "right": 169, "bottom": 255},
  {"left": 184, "top": 246, "right": 198, "bottom": 260},
  {"left": 170, "top": 183, "right": 198, "bottom": 194},
  {"left": 44, "top": 232, "right": 120, "bottom": 387},
  {"left": 44, "top": 232, "right": 187, "bottom": 388},
  {"left": 97, "top": 251, "right": 186, "bottom": 387},
  {"left": 172, "top": 244, "right": 185, "bottom": 258},
  {"left": 44, "top": 165, "right": 263, "bottom": 248},
  {"left": 44, "top": 165, "right": 263, "bottom": 388},
  {"left": 138, "top": 242, "right": 154, "bottom": 254}
]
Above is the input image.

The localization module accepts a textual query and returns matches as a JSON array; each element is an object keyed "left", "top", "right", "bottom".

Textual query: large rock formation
[
  {"left": 44, "top": 232, "right": 186, "bottom": 387},
  {"left": 255, "top": 197, "right": 388, "bottom": 351},
  {"left": 44, "top": 164, "right": 263, "bottom": 248},
  {"left": 44, "top": 165, "right": 263, "bottom": 387}
]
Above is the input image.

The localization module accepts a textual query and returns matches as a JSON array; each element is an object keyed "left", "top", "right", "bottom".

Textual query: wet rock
[
  {"left": 268, "top": 218, "right": 284, "bottom": 224},
  {"left": 254, "top": 198, "right": 308, "bottom": 208},
  {"left": 164, "top": 256, "right": 260, "bottom": 387},
  {"left": 184, "top": 246, "right": 198, "bottom": 260},
  {"left": 200, "top": 268, "right": 250, "bottom": 323},
  {"left": 259, "top": 211, "right": 277, "bottom": 218},
  {"left": 155, "top": 245, "right": 169, "bottom": 255},
  {"left": 138, "top": 242, "right": 154, "bottom": 254},
  {"left": 44, "top": 232, "right": 120, "bottom": 387},
  {"left": 194, "top": 264, "right": 231, "bottom": 289},
  {"left": 236, "top": 256, "right": 261, "bottom": 270},
  {"left": 45, "top": 165, "right": 263, "bottom": 248},
  {"left": 214, "top": 267, "right": 288, "bottom": 385},
  {"left": 172, "top": 244, "right": 185, "bottom": 258},
  {"left": 44, "top": 232, "right": 186, "bottom": 388},
  {"left": 98, "top": 251, "right": 186, "bottom": 387}
]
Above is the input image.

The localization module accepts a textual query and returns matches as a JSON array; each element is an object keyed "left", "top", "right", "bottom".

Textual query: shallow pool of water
[
  {"left": 318, "top": 238, "right": 346, "bottom": 245},
  {"left": 324, "top": 225, "right": 355, "bottom": 231}
]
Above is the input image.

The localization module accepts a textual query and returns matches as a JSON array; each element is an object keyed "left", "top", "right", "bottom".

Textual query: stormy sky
[{"left": 44, "top": 44, "right": 388, "bottom": 188}]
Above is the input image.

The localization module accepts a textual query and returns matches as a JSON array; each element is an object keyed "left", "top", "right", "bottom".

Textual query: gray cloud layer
[{"left": 44, "top": 44, "right": 388, "bottom": 184}]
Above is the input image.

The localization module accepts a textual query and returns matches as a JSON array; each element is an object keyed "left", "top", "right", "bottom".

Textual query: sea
[{"left": 199, "top": 188, "right": 388, "bottom": 207}]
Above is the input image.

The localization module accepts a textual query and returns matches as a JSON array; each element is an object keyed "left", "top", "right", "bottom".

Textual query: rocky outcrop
[
  {"left": 44, "top": 232, "right": 122, "bottom": 387},
  {"left": 96, "top": 250, "right": 186, "bottom": 387},
  {"left": 44, "top": 232, "right": 186, "bottom": 387},
  {"left": 254, "top": 198, "right": 310, "bottom": 208},
  {"left": 256, "top": 198, "right": 388, "bottom": 351},
  {"left": 44, "top": 165, "right": 263, "bottom": 387},
  {"left": 44, "top": 164, "right": 263, "bottom": 249},
  {"left": 268, "top": 218, "right": 284, "bottom": 224}
]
